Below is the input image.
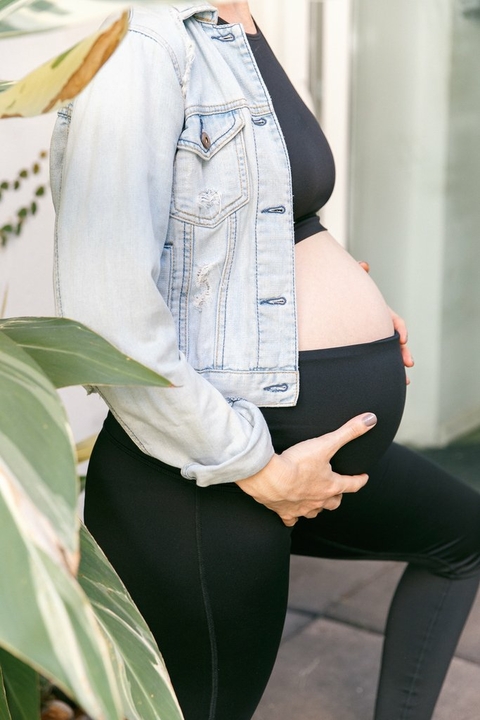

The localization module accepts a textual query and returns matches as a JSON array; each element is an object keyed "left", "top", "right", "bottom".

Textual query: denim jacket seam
[
  {"left": 185, "top": 100, "right": 249, "bottom": 113},
  {"left": 128, "top": 27, "right": 184, "bottom": 89},
  {"left": 219, "top": 214, "right": 236, "bottom": 367}
]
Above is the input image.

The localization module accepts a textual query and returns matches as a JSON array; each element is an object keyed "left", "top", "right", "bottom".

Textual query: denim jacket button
[{"left": 201, "top": 131, "right": 212, "bottom": 150}]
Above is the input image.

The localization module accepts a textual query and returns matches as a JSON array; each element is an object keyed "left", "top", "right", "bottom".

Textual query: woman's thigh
[
  {"left": 291, "top": 443, "right": 480, "bottom": 578},
  {"left": 84, "top": 415, "right": 292, "bottom": 720}
]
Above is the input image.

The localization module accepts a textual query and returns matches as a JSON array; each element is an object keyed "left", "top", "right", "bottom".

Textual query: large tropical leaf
[
  {"left": 0, "top": 333, "right": 121, "bottom": 715},
  {"left": 0, "top": 479, "right": 122, "bottom": 719},
  {"left": 0, "top": 649, "right": 39, "bottom": 720},
  {"left": 79, "top": 526, "right": 184, "bottom": 720},
  {"left": 0, "top": 666, "right": 13, "bottom": 720},
  {"left": 0, "top": 330, "right": 78, "bottom": 563},
  {"left": 0, "top": 10, "right": 128, "bottom": 117},
  {"left": 0, "top": 325, "right": 180, "bottom": 717},
  {"left": 0, "top": 317, "right": 172, "bottom": 389}
]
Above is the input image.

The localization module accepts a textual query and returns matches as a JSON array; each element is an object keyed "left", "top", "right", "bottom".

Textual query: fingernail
[{"left": 362, "top": 413, "right": 377, "bottom": 427}]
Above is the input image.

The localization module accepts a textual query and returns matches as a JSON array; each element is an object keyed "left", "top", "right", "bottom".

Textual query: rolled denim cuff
[{"left": 182, "top": 399, "right": 275, "bottom": 486}]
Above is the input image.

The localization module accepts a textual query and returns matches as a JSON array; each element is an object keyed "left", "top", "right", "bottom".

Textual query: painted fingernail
[{"left": 362, "top": 413, "right": 377, "bottom": 427}]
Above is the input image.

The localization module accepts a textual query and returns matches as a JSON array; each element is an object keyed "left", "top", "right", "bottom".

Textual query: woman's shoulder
[
  {"left": 127, "top": 5, "right": 188, "bottom": 52},
  {"left": 100, "top": 5, "right": 191, "bottom": 86}
]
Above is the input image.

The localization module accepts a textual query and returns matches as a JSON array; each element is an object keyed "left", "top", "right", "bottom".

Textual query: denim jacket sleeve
[{"left": 51, "top": 24, "right": 275, "bottom": 486}]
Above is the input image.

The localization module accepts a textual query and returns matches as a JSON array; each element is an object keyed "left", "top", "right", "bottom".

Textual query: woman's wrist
[{"left": 236, "top": 453, "right": 291, "bottom": 502}]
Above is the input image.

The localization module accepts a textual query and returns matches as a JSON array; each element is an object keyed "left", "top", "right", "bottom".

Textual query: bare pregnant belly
[{"left": 295, "top": 230, "right": 394, "bottom": 350}]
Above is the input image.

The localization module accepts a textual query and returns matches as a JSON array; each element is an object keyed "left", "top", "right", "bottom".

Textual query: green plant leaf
[
  {"left": 0, "top": 667, "right": 13, "bottom": 720},
  {"left": 78, "top": 526, "right": 184, "bottom": 720},
  {"left": 0, "top": 330, "right": 78, "bottom": 561},
  {"left": 0, "top": 317, "right": 172, "bottom": 389},
  {"left": 0, "top": 11, "right": 128, "bottom": 117},
  {"left": 0, "top": 649, "right": 39, "bottom": 720},
  {"left": 0, "top": 326, "right": 177, "bottom": 716},
  {"left": 0, "top": 483, "right": 122, "bottom": 719}
]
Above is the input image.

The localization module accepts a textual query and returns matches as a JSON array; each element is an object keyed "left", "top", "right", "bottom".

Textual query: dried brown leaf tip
[{"left": 44, "top": 13, "right": 129, "bottom": 113}]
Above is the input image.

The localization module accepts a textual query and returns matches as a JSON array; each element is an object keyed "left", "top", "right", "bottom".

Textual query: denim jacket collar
[{"left": 170, "top": 1, "right": 218, "bottom": 23}]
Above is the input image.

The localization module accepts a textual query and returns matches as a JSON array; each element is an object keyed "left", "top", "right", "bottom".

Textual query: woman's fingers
[
  {"left": 338, "top": 471, "right": 371, "bottom": 492},
  {"left": 282, "top": 516, "right": 299, "bottom": 527},
  {"left": 389, "top": 307, "right": 407, "bottom": 342},
  {"left": 400, "top": 343, "right": 414, "bottom": 368},
  {"left": 321, "top": 412, "right": 377, "bottom": 459},
  {"left": 304, "top": 508, "right": 324, "bottom": 519},
  {"left": 281, "top": 489, "right": 348, "bottom": 524},
  {"left": 391, "top": 310, "right": 413, "bottom": 383},
  {"left": 322, "top": 494, "right": 343, "bottom": 511},
  {"left": 389, "top": 307, "right": 414, "bottom": 366}
]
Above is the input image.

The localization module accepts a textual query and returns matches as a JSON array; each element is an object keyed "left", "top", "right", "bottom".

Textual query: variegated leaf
[
  {"left": 0, "top": 317, "right": 172, "bottom": 389},
  {"left": 0, "top": 665, "right": 13, "bottom": 720},
  {"left": 0, "top": 10, "right": 128, "bottom": 117},
  {"left": 0, "top": 649, "right": 39, "bottom": 720},
  {"left": 0, "top": 481, "right": 122, "bottom": 719},
  {"left": 0, "top": 330, "right": 78, "bottom": 564}
]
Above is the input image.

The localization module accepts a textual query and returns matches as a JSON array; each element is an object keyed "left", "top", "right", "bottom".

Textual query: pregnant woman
[{"left": 51, "top": 2, "right": 480, "bottom": 719}]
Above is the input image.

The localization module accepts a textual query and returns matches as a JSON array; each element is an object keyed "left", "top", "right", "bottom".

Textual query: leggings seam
[
  {"left": 195, "top": 486, "right": 219, "bottom": 720},
  {"left": 400, "top": 578, "right": 451, "bottom": 720}
]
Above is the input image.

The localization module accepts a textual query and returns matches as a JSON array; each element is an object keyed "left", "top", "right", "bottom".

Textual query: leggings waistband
[{"left": 298, "top": 331, "right": 400, "bottom": 362}]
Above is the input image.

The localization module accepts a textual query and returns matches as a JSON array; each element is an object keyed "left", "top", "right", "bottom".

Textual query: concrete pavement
[
  {"left": 253, "top": 437, "right": 480, "bottom": 720},
  {"left": 254, "top": 557, "right": 480, "bottom": 720}
]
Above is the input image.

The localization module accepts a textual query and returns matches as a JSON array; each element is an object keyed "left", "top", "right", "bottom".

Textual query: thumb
[{"left": 322, "top": 413, "right": 377, "bottom": 457}]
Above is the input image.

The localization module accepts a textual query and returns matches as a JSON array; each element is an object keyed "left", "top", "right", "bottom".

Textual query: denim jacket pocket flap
[{"left": 178, "top": 109, "right": 245, "bottom": 160}]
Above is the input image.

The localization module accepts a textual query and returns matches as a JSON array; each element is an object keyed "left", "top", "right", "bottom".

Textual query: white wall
[
  {"left": 318, "top": 0, "right": 352, "bottom": 246},
  {"left": 440, "top": 5, "right": 480, "bottom": 438},
  {"left": 349, "top": 0, "right": 480, "bottom": 446}
]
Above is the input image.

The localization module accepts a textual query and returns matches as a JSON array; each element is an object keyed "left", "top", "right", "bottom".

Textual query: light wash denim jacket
[{"left": 50, "top": 1, "right": 300, "bottom": 486}]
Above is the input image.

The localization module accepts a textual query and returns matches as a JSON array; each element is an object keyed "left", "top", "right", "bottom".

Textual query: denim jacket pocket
[{"left": 170, "top": 108, "right": 249, "bottom": 227}]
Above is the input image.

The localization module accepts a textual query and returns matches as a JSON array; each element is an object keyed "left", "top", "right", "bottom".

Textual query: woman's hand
[
  {"left": 388, "top": 306, "right": 414, "bottom": 382},
  {"left": 358, "top": 260, "right": 414, "bottom": 383},
  {"left": 236, "top": 412, "right": 377, "bottom": 527}
]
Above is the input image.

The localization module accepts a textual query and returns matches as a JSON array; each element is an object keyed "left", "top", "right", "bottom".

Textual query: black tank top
[{"left": 218, "top": 19, "right": 336, "bottom": 242}]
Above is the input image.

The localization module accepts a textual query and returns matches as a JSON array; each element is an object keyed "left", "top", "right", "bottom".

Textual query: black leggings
[{"left": 85, "top": 335, "right": 480, "bottom": 720}]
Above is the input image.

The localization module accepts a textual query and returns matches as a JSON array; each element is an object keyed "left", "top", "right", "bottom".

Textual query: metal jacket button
[{"left": 201, "top": 131, "right": 212, "bottom": 150}]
